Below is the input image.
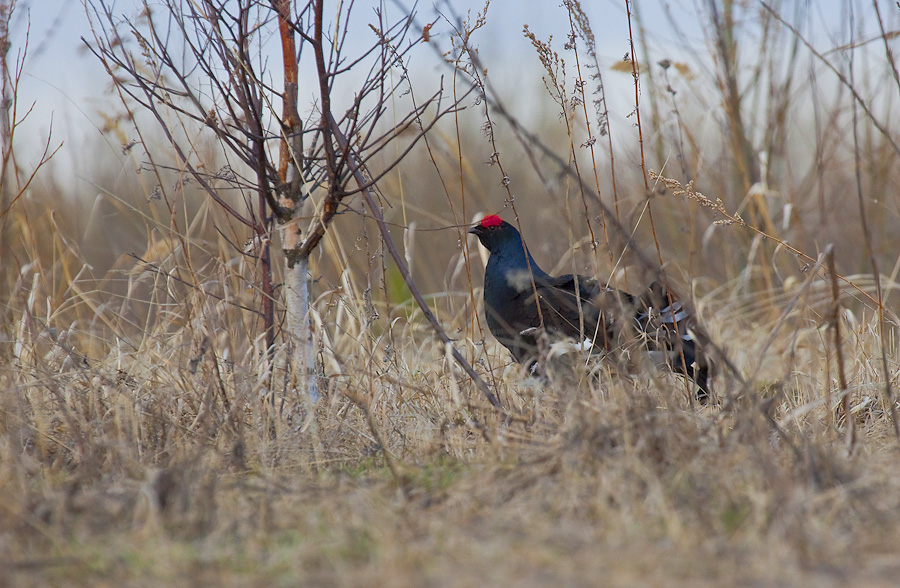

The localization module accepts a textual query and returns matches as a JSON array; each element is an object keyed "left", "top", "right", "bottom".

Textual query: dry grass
[
  {"left": 2, "top": 192, "right": 900, "bottom": 586},
  {"left": 4, "top": 1, "right": 900, "bottom": 586}
]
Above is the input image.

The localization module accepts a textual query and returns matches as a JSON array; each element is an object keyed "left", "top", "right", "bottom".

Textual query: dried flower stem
[{"left": 651, "top": 170, "right": 897, "bottom": 323}]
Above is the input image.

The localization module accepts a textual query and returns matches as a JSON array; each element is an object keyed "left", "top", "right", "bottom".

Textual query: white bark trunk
[{"left": 285, "top": 250, "right": 318, "bottom": 404}]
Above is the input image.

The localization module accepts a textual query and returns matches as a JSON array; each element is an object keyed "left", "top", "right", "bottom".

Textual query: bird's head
[{"left": 468, "top": 215, "right": 520, "bottom": 252}]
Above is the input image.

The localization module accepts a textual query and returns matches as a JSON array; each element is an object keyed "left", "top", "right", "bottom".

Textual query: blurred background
[{"left": 4, "top": 0, "right": 900, "bottom": 353}]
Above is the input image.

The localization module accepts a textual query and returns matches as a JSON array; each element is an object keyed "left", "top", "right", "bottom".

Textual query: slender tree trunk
[
  {"left": 0, "top": 1, "right": 13, "bottom": 297},
  {"left": 259, "top": 219, "right": 276, "bottom": 362},
  {"left": 275, "top": 0, "right": 317, "bottom": 403},
  {"left": 285, "top": 254, "right": 318, "bottom": 403}
]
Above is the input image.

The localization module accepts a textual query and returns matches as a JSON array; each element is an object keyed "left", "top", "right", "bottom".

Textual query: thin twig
[
  {"left": 826, "top": 246, "right": 855, "bottom": 451},
  {"left": 760, "top": 1, "right": 900, "bottom": 159},
  {"left": 328, "top": 114, "right": 503, "bottom": 410},
  {"left": 846, "top": 3, "right": 899, "bottom": 443}
]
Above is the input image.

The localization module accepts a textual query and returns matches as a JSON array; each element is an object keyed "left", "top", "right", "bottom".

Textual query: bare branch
[{"left": 326, "top": 113, "right": 503, "bottom": 410}]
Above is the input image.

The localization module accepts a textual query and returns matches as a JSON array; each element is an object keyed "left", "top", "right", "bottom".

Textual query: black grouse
[{"left": 469, "top": 214, "right": 710, "bottom": 401}]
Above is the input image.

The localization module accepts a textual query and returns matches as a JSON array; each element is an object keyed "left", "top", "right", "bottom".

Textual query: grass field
[
  {"left": 3, "top": 1, "right": 900, "bottom": 586},
  {"left": 3, "top": 253, "right": 900, "bottom": 586}
]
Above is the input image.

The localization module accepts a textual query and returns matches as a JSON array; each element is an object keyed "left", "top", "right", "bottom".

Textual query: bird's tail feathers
[{"left": 634, "top": 281, "right": 712, "bottom": 402}]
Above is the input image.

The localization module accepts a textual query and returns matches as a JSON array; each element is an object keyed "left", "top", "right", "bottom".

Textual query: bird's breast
[{"left": 504, "top": 269, "right": 535, "bottom": 292}]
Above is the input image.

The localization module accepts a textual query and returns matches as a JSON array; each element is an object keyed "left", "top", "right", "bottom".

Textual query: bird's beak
[{"left": 467, "top": 225, "right": 479, "bottom": 235}]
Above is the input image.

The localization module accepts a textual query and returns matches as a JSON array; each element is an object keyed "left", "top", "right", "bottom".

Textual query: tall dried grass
[{"left": 2, "top": 1, "right": 900, "bottom": 586}]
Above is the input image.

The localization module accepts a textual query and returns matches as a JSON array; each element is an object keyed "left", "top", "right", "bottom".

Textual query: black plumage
[{"left": 469, "top": 215, "right": 710, "bottom": 401}]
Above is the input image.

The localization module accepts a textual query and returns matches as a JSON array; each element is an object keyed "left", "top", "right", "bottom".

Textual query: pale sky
[{"left": 9, "top": 0, "right": 898, "bottom": 188}]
